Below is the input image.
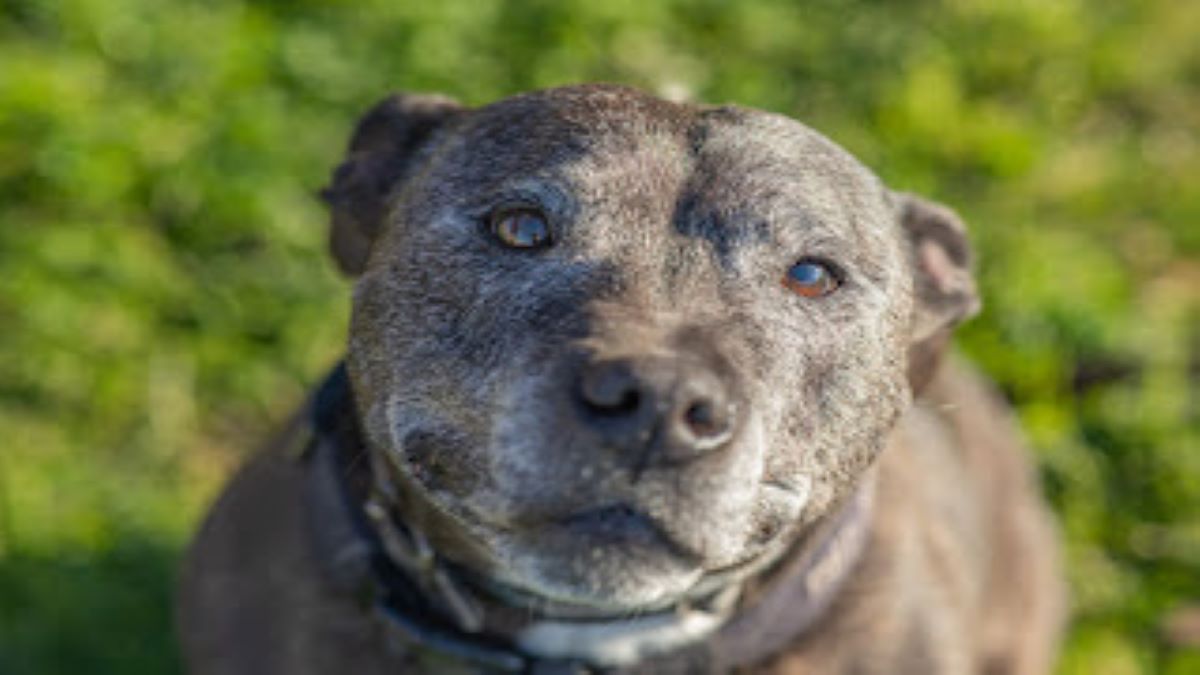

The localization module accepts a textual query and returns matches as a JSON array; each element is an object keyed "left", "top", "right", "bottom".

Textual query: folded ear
[
  {"left": 896, "top": 192, "right": 981, "bottom": 392},
  {"left": 321, "top": 93, "right": 465, "bottom": 275}
]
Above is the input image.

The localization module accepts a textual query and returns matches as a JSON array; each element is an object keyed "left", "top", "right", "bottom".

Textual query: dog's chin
[{"left": 490, "top": 509, "right": 709, "bottom": 613}]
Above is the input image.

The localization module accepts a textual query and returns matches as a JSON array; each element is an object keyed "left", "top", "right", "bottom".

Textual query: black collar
[{"left": 297, "top": 363, "right": 876, "bottom": 673}]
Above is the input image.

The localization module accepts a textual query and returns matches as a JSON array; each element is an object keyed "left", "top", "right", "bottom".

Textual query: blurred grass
[{"left": 0, "top": 0, "right": 1197, "bottom": 673}]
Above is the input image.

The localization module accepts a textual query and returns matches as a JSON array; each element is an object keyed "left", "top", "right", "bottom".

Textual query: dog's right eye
[
  {"left": 783, "top": 258, "right": 841, "bottom": 298},
  {"left": 488, "top": 207, "right": 553, "bottom": 250}
]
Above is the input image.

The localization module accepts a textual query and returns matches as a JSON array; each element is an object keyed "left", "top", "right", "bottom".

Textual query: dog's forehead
[
  {"left": 691, "top": 107, "right": 881, "bottom": 195},
  {"left": 470, "top": 84, "right": 691, "bottom": 142},
  {"left": 442, "top": 84, "right": 692, "bottom": 185},
  {"left": 417, "top": 85, "right": 895, "bottom": 268},
  {"left": 445, "top": 85, "right": 879, "bottom": 198},
  {"left": 685, "top": 109, "right": 893, "bottom": 251}
]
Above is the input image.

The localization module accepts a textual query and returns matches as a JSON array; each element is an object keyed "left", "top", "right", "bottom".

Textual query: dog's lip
[
  {"left": 478, "top": 504, "right": 707, "bottom": 615},
  {"left": 456, "top": 478, "right": 812, "bottom": 613},
  {"left": 470, "top": 474, "right": 810, "bottom": 564},
  {"left": 553, "top": 503, "right": 705, "bottom": 565}
]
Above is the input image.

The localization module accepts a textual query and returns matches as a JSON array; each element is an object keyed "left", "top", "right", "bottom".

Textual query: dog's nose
[{"left": 575, "top": 356, "right": 737, "bottom": 464}]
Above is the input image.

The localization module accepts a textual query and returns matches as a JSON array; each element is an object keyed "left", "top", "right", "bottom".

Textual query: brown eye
[
  {"left": 783, "top": 259, "right": 840, "bottom": 298},
  {"left": 489, "top": 207, "right": 552, "bottom": 249}
]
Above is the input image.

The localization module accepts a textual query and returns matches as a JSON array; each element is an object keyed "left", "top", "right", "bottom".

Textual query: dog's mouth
[
  {"left": 383, "top": 399, "right": 808, "bottom": 612},
  {"left": 555, "top": 503, "right": 705, "bottom": 565},
  {"left": 471, "top": 474, "right": 811, "bottom": 613},
  {"left": 469, "top": 494, "right": 807, "bottom": 617},
  {"left": 456, "top": 503, "right": 707, "bottom": 616}
]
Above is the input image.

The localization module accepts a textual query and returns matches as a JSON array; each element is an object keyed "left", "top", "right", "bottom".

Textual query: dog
[{"left": 178, "top": 84, "right": 1065, "bottom": 673}]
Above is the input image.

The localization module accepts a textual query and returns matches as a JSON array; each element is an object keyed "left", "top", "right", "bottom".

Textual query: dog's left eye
[
  {"left": 489, "top": 207, "right": 553, "bottom": 250},
  {"left": 783, "top": 259, "right": 841, "bottom": 298}
]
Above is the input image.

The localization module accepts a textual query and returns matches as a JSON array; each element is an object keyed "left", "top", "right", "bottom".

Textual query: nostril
[
  {"left": 579, "top": 362, "right": 643, "bottom": 416},
  {"left": 684, "top": 398, "right": 732, "bottom": 440},
  {"left": 683, "top": 400, "right": 720, "bottom": 437},
  {"left": 594, "top": 388, "right": 640, "bottom": 416}
]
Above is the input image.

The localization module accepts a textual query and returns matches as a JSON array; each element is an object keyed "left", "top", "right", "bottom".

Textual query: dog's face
[{"left": 326, "top": 85, "right": 978, "bottom": 611}]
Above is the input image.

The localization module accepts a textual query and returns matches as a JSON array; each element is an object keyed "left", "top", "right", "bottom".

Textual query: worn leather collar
[{"left": 297, "top": 363, "right": 876, "bottom": 673}]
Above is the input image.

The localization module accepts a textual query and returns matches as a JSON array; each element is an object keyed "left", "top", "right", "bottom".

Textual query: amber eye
[
  {"left": 783, "top": 259, "right": 841, "bottom": 298},
  {"left": 489, "top": 207, "right": 552, "bottom": 250}
]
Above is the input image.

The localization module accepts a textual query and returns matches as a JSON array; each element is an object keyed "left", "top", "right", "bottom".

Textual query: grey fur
[{"left": 180, "top": 84, "right": 1065, "bottom": 673}]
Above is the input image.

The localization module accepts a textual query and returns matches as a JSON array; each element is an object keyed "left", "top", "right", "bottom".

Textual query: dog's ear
[
  {"left": 895, "top": 192, "right": 981, "bottom": 392},
  {"left": 321, "top": 93, "right": 465, "bottom": 275}
]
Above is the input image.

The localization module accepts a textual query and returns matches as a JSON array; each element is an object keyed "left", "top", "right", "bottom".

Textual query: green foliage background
[{"left": 1, "top": 0, "right": 1197, "bottom": 672}]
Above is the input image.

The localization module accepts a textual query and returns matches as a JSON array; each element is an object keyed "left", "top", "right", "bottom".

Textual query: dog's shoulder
[
  {"left": 177, "top": 424, "right": 390, "bottom": 674},
  {"left": 868, "top": 358, "right": 1064, "bottom": 674},
  {"left": 919, "top": 359, "right": 1067, "bottom": 673},
  {"left": 768, "top": 359, "right": 1063, "bottom": 674}
]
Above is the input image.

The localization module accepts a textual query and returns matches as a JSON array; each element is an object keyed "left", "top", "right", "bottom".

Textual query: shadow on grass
[{"left": 0, "top": 538, "right": 182, "bottom": 675}]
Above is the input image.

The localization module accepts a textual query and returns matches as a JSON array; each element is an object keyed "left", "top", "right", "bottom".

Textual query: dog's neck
[{"left": 302, "top": 363, "right": 876, "bottom": 671}]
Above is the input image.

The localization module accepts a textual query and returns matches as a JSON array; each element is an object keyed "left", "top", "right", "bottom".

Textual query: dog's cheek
[
  {"left": 810, "top": 334, "right": 908, "bottom": 496},
  {"left": 753, "top": 300, "right": 910, "bottom": 520},
  {"left": 349, "top": 257, "right": 506, "bottom": 503},
  {"left": 466, "top": 364, "right": 607, "bottom": 521},
  {"left": 392, "top": 427, "right": 486, "bottom": 497},
  {"left": 352, "top": 236, "right": 614, "bottom": 529}
]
